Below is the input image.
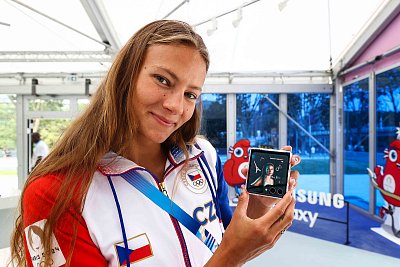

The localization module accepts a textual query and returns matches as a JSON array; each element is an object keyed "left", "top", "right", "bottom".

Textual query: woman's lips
[{"left": 151, "top": 112, "right": 176, "bottom": 127}]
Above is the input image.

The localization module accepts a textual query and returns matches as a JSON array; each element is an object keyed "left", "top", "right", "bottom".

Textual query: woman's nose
[{"left": 163, "top": 91, "right": 184, "bottom": 114}]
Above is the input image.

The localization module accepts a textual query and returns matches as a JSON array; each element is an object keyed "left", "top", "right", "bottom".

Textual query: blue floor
[
  {"left": 289, "top": 201, "right": 400, "bottom": 259},
  {"left": 291, "top": 172, "right": 400, "bottom": 258}
]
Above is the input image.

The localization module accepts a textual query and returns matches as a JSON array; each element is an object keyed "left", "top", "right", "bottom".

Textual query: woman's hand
[
  {"left": 206, "top": 185, "right": 295, "bottom": 266},
  {"left": 205, "top": 146, "right": 301, "bottom": 266},
  {"left": 247, "top": 146, "right": 301, "bottom": 219}
]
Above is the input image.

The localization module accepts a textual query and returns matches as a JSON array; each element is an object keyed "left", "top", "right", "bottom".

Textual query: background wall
[{"left": 0, "top": 208, "right": 16, "bottom": 249}]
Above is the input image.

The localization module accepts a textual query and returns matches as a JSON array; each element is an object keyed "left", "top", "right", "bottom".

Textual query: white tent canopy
[{"left": 0, "top": 0, "right": 387, "bottom": 75}]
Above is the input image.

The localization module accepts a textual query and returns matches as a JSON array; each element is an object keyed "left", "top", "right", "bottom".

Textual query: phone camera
[
  {"left": 269, "top": 187, "right": 276, "bottom": 194},
  {"left": 277, "top": 188, "right": 283, "bottom": 195}
]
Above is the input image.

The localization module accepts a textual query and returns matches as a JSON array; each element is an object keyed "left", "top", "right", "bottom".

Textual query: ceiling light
[
  {"left": 232, "top": 7, "right": 243, "bottom": 28},
  {"left": 278, "top": 0, "right": 289, "bottom": 12},
  {"left": 207, "top": 18, "right": 218, "bottom": 36}
]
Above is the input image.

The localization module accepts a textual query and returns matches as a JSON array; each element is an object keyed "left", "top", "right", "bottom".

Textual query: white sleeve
[{"left": 35, "top": 141, "right": 49, "bottom": 157}]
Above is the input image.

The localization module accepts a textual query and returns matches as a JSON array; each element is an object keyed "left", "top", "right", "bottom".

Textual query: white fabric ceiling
[{"left": 0, "top": 0, "right": 387, "bottom": 74}]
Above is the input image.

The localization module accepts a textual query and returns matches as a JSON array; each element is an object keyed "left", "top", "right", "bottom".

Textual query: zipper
[{"left": 159, "top": 181, "right": 169, "bottom": 197}]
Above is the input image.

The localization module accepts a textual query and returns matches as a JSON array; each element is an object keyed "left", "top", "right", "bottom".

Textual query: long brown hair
[{"left": 10, "top": 20, "right": 209, "bottom": 267}]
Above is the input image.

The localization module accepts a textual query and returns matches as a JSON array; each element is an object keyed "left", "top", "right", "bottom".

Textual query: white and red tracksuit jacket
[{"left": 23, "top": 138, "right": 232, "bottom": 267}]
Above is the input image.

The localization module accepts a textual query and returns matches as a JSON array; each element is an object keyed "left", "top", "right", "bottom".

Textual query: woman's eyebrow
[{"left": 153, "top": 65, "right": 203, "bottom": 91}]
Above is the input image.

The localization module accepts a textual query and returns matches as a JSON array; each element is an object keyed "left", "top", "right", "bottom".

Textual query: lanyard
[{"left": 118, "top": 169, "right": 220, "bottom": 252}]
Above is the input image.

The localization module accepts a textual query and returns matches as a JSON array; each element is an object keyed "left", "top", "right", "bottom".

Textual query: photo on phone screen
[{"left": 246, "top": 148, "right": 291, "bottom": 198}]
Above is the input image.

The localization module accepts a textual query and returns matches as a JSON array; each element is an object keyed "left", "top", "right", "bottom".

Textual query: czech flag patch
[{"left": 114, "top": 233, "right": 153, "bottom": 266}]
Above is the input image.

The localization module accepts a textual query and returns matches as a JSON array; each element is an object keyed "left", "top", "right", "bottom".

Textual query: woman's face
[
  {"left": 267, "top": 165, "right": 274, "bottom": 176},
  {"left": 132, "top": 44, "right": 207, "bottom": 145}
]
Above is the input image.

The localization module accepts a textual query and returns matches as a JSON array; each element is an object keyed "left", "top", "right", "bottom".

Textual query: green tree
[
  {"left": 28, "top": 99, "right": 73, "bottom": 149},
  {"left": 201, "top": 94, "right": 226, "bottom": 149},
  {"left": 36, "top": 119, "right": 71, "bottom": 149},
  {"left": 0, "top": 95, "right": 17, "bottom": 151}
]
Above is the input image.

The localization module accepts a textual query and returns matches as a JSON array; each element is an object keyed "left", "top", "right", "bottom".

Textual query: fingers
[
  {"left": 240, "top": 164, "right": 249, "bottom": 177},
  {"left": 288, "top": 177, "right": 296, "bottom": 190},
  {"left": 251, "top": 192, "right": 294, "bottom": 251},
  {"left": 279, "top": 146, "right": 301, "bottom": 167},
  {"left": 269, "top": 194, "right": 296, "bottom": 236},
  {"left": 289, "top": 170, "right": 300, "bottom": 189},
  {"left": 234, "top": 186, "right": 250, "bottom": 217},
  {"left": 291, "top": 155, "right": 301, "bottom": 167},
  {"left": 257, "top": 189, "right": 294, "bottom": 226},
  {"left": 280, "top": 146, "right": 292, "bottom": 152},
  {"left": 290, "top": 170, "right": 300, "bottom": 179}
]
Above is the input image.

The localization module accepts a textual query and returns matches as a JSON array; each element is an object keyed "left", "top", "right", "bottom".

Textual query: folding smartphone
[{"left": 246, "top": 148, "right": 292, "bottom": 199}]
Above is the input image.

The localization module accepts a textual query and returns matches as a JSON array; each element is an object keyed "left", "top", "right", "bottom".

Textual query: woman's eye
[
  {"left": 155, "top": 75, "right": 169, "bottom": 86},
  {"left": 185, "top": 92, "right": 197, "bottom": 100}
]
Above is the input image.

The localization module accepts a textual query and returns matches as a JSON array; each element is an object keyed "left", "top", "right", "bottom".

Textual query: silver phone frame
[{"left": 245, "top": 148, "right": 292, "bottom": 199}]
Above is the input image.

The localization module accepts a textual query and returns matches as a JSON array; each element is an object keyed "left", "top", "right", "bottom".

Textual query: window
[
  {"left": 31, "top": 119, "right": 71, "bottom": 149},
  {"left": 200, "top": 94, "right": 227, "bottom": 162},
  {"left": 236, "top": 94, "right": 279, "bottom": 149},
  {"left": 288, "top": 93, "right": 330, "bottom": 192},
  {"left": 29, "top": 99, "right": 70, "bottom": 111},
  {"left": 78, "top": 98, "right": 90, "bottom": 112},
  {"left": 0, "top": 95, "right": 18, "bottom": 197},
  {"left": 375, "top": 66, "right": 400, "bottom": 214},
  {"left": 343, "top": 78, "right": 369, "bottom": 211}
]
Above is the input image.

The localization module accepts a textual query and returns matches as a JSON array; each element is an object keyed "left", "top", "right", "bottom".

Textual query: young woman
[
  {"left": 10, "top": 20, "right": 300, "bottom": 267},
  {"left": 251, "top": 163, "right": 275, "bottom": 187}
]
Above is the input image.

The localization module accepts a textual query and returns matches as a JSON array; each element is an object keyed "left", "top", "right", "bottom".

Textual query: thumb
[
  {"left": 235, "top": 185, "right": 249, "bottom": 216},
  {"left": 240, "top": 164, "right": 249, "bottom": 177}
]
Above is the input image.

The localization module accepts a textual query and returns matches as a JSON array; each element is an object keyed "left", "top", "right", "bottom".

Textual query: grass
[
  {"left": 293, "top": 158, "right": 329, "bottom": 174},
  {"left": 293, "top": 158, "right": 368, "bottom": 174}
]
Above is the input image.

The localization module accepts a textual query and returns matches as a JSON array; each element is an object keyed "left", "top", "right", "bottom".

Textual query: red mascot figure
[
  {"left": 368, "top": 128, "right": 400, "bottom": 238},
  {"left": 223, "top": 139, "right": 251, "bottom": 203}
]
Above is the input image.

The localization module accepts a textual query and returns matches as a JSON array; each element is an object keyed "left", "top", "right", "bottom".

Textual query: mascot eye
[
  {"left": 234, "top": 147, "right": 244, "bottom": 158},
  {"left": 389, "top": 150, "right": 397, "bottom": 162}
]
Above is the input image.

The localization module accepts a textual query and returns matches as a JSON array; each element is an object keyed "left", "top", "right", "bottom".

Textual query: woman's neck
[{"left": 126, "top": 140, "right": 167, "bottom": 181}]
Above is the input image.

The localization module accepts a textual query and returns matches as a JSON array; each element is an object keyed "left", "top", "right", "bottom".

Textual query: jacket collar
[
  {"left": 167, "top": 144, "right": 202, "bottom": 167},
  {"left": 97, "top": 144, "right": 203, "bottom": 176}
]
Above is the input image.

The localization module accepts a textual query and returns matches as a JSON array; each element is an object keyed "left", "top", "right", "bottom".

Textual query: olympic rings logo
[{"left": 192, "top": 179, "right": 204, "bottom": 187}]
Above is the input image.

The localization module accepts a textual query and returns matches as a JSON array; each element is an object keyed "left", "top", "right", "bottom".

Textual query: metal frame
[
  {"left": 330, "top": 82, "right": 337, "bottom": 194},
  {"left": 368, "top": 71, "right": 377, "bottom": 214},
  {"left": 335, "top": 78, "right": 343, "bottom": 195},
  {"left": 0, "top": 51, "right": 112, "bottom": 62},
  {"left": 80, "top": 0, "right": 121, "bottom": 52},
  {"left": 16, "top": 95, "right": 24, "bottom": 189},
  {"left": 340, "top": 72, "right": 377, "bottom": 216},
  {"left": 369, "top": 61, "right": 400, "bottom": 215},
  {"left": 226, "top": 94, "right": 236, "bottom": 151},
  {"left": 16, "top": 95, "right": 90, "bottom": 187},
  {"left": 279, "top": 94, "right": 288, "bottom": 149},
  {"left": 333, "top": 0, "right": 400, "bottom": 76},
  {"left": 340, "top": 74, "right": 370, "bottom": 199},
  {"left": 204, "top": 83, "right": 332, "bottom": 94},
  {"left": 374, "top": 61, "right": 400, "bottom": 76}
]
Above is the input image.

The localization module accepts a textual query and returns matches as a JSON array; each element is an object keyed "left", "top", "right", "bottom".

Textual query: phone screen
[{"left": 246, "top": 148, "right": 291, "bottom": 198}]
